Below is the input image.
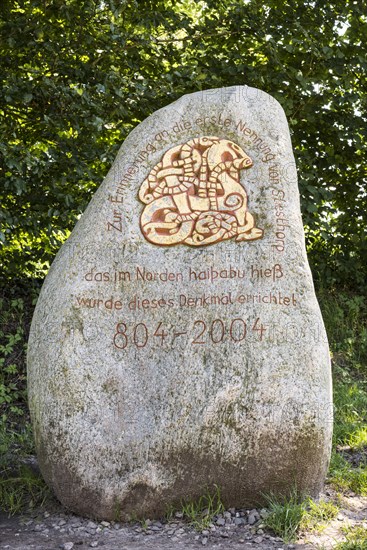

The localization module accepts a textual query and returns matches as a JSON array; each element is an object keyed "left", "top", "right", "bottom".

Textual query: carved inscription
[
  {"left": 82, "top": 125, "right": 295, "bottom": 354},
  {"left": 107, "top": 210, "right": 123, "bottom": 233},
  {"left": 113, "top": 316, "right": 267, "bottom": 350},
  {"left": 138, "top": 137, "right": 264, "bottom": 247}
]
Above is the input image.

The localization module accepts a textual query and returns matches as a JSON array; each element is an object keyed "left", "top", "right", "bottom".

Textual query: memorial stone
[{"left": 27, "top": 86, "right": 333, "bottom": 520}]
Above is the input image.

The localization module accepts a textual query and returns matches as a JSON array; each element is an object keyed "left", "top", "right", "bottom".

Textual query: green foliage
[
  {"left": 0, "top": 281, "right": 40, "bottom": 425},
  {"left": 180, "top": 485, "right": 224, "bottom": 530},
  {"left": 0, "top": 296, "right": 27, "bottom": 425},
  {"left": 318, "top": 290, "right": 367, "bottom": 371},
  {"left": 336, "top": 526, "right": 367, "bottom": 549},
  {"left": 0, "top": 282, "right": 50, "bottom": 515},
  {"left": 0, "top": 421, "right": 35, "bottom": 476},
  {"left": 263, "top": 490, "right": 306, "bottom": 542},
  {"left": 0, "top": 416, "right": 50, "bottom": 515},
  {"left": 0, "top": 463, "right": 50, "bottom": 516},
  {"left": 328, "top": 452, "right": 367, "bottom": 495},
  {"left": 300, "top": 498, "right": 339, "bottom": 532},
  {"left": 318, "top": 289, "right": 367, "bottom": 497},
  {"left": 263, "top": 490, "right": 339, "bottom": 542},
  {"left": 0, "top": 0, "right": 366, "bottom": 289},
  {"left": 320, "top": 289, "right": 367, "bottom": 463},
  {"left": 332, "top": 380, "right": 367, "bottom": 449}
]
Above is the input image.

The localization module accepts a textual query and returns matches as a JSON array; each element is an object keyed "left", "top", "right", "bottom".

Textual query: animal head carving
[{"left": 138, "top": 136, "right": 263, "bottom": 246}]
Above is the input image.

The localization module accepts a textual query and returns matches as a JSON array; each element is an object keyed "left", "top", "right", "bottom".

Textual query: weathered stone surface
[{"left": 27, "top": 86, "right": 333, "bottom": 521}]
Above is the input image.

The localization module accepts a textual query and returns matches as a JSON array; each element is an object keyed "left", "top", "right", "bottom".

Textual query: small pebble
[
  {"left": 61, "top": 544, "right": 74, "bottom": 550},
  {"left": 202, "top": 537, "right": 208, "bottom": 545},
  {"left": 90, "top": 543, "right": 98, "bottom": 548},
  {"left": 248, "top": 510, "right": 260, "bottom": 525},
  {"left": 216, "top": 518, "right": 226, "bottom": 526},
  {"left": 100, "top": 521, "right": 110, "bottom": 527},
  {"left": 254, "top": 536, "right": 264, "bottom": 543}
]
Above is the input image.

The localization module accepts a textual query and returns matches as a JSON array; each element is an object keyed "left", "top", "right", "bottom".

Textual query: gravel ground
[
  {"left": 2, "top": 487, "right": 366, "bottom": 549},
  {"left": 0, "top": 502, "right": 311, "bottom": 550}
]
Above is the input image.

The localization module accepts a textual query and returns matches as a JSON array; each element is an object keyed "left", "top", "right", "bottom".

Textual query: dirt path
[
  {"left": 0, "top": 503, "right": 308, "bottom": 550},
  {"left": 1, "top": 489, "right": 366, "bottom": 549}
]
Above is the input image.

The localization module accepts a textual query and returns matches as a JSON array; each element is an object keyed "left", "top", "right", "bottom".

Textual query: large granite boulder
[{"left": 27, "top": 86, "right": 333, "bottom": 520}]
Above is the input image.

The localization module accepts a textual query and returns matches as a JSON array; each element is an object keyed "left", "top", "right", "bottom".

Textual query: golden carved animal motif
[{"left": 139, "top": 136, "right": 264, "bottom": 246}]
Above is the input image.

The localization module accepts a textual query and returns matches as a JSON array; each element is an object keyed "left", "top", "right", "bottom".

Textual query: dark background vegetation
[
  {"left": 0, "top": 0, "right": 366, "bottom": 519},
  {"left": 1, "top": 0, "right": 366, "bottom": 288}
]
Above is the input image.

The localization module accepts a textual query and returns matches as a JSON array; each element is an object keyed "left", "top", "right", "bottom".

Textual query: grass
[
  {"left": 328, "top": 373, "right": 367, "bottom": 496},
  {"left": 179, "top": 485, "right": 225, "bottom": 530},
  {"left": 0, "top": 421, "right": 51, "bottom": 515},
  {"left": 262, "top": 489, "right": 339, "bottom": 542},
  {"left": 262, "top": 490, "right": 306, "bottom": 542},
  {"left": 0, "top": 464, "right": 51, "bottom": 515},
  {"left": 336, "top": 525, "right": 367, "bottom": 549},
  {"left": 332, "top": 375, "right": 367, "bottom": 450},
  {"left": 328, "top": 367, "right": 367, "bottom": 496},
  {"left": 318, "top": 290, "right": 367, "bottom": 497},
  {"left": 328, "top": 453, "right": 367, "bottom": 496},
  {"left": 301, "top": 498, "right": 339, "bottom": 532}
]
